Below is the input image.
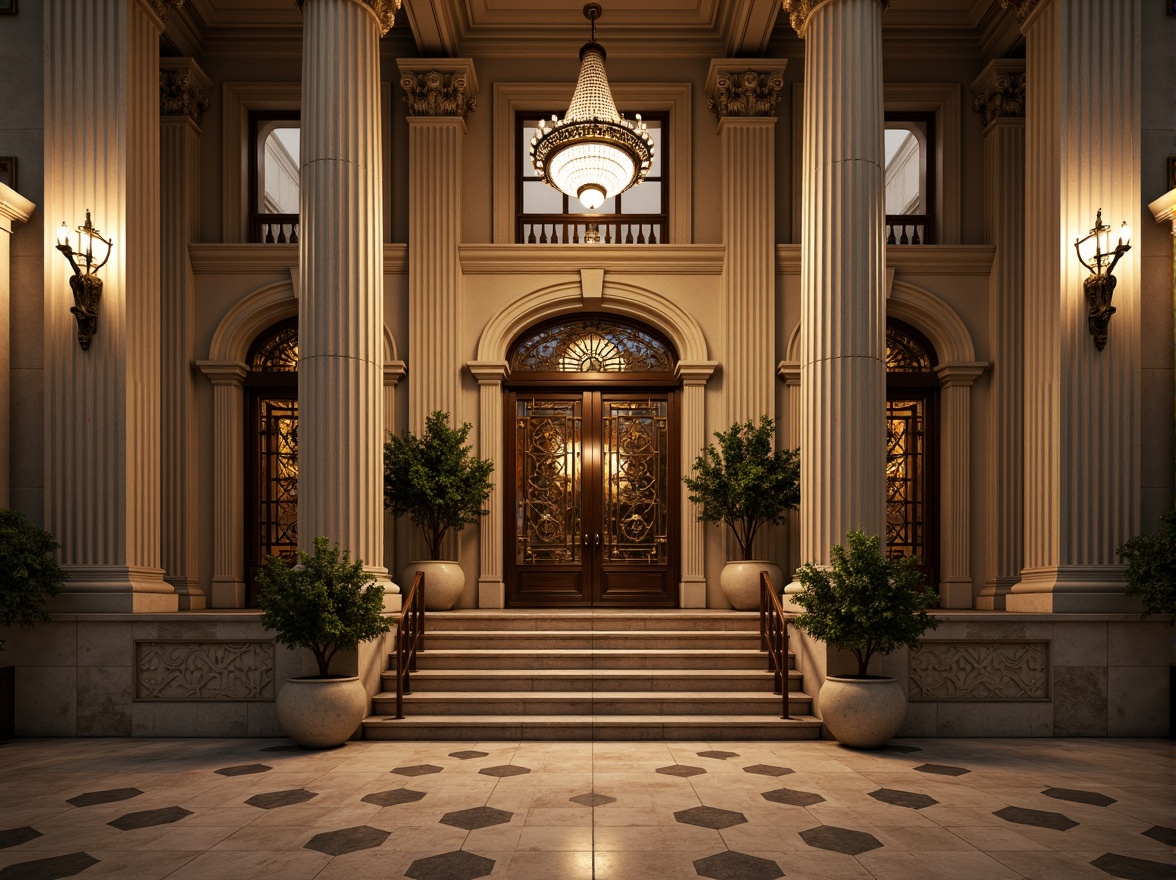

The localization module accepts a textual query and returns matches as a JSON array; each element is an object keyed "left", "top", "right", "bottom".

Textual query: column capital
[
  {"left": 467, "top": 360, "right": 509, "bottom": 385},
  {"left": 675, "top": 361, "right": 718, "bottom": 386},
  {"left": 160, "top": 59, "right": 213, "bottom": 127},
  {"left": 970, "top": 60, "right": 1025, "bottom": 131},
  {"left": 935, "top": 361, "right": 988, "bottom": 388},
  {"left": 0, "top": 182, "right": 35, "bottom": 229},
  {"left": 196, "top": 361, "right": 248, "bottom": 385},
  {"left": 704, "top": 59, "right": 787, "bottom": 120},
  {"left": 396, "top": 59, "right": 479, "bottom": 120},
  {"left": 296, "top": 0, "right": 402, "bottom": 36},
  {"left": 781, "top": 0, "right": 888, "bottom": 38},
  {"left": 999, "top": 0, "right": 1044, "bottom": 25},
  {"left": 142, "top": 0, "right": 184, "bottom": 27},
  {"left": 384, "top": 360, "right": 407, "bottom": 386},
  {"left": 776, "top": 361, "right": 800, "bottom": 386}
]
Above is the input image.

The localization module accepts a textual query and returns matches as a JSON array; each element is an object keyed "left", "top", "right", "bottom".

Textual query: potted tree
[
  {"left": 0, "top": 509, "right": 68, "bottom": 741},
  {"left": 257, "top": 536, "right": 392, "bottom": 748},
  {"left": 384, "top": 411, "right": 494, "bottom": 610},
  {"left": 683, "top": 416, "right": 800, "bottom": 609},
  {"left": 792, "top": 530, "right": 939, "bottom": 748}
]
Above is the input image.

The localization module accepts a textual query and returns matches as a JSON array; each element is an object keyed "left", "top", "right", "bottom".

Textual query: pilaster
[
  {"left": 159, "top": 58, "right": 212, "bottom": 610},
  {"left": 383, "top": 360, "right": 406, "bottom": 609},
  {"left": 0, "top": 185, "right": 34, "bottom": 510},
  {"left": 468, "top": 361, "right": 508, "bottom": 608},
  {"left": 677, "top": 361, "right": 719, "bottom": 608},
  {"left": 777, "top": 360, "right": 802, "bottom": 579},
  {"left": 971, "top": 60, "right": 1026, "bottom": 610},
  {"left": 44, "top": 0, "right": 182, "bottom": 612},
  {"left": 1010, "top": 0, "right": 1142, "bottom": 612}
]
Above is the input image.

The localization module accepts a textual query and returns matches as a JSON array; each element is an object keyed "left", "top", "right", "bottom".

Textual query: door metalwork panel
[
  {"left": 247, "top": 395, "right": 298, "bottom": 601},
  {"left": 885, "top": 394, "right": 936, "bottom": 589}
]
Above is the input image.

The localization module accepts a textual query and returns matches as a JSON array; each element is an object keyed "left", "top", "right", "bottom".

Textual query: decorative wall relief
[
  {"left": 136, "top": 641, "right": 275, "bottom": 701},
  {"left": 909, "top": 640, "right": 1049, "bottom": 701}
]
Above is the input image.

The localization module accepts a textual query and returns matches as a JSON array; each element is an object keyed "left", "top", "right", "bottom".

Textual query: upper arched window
[
  {"left": 885, "top": 320, "right": 937, "bottom": 373},
  {"left": 248, "top": 318, "right": 299, "bottom": 372},
  {"left": 509, "top": 316, "right": 676, "bottom": 374}
]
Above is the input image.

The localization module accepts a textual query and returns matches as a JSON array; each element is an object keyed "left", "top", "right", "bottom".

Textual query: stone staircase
[{"left": 362, "top": 610, "right": 821, "bottom": 741}]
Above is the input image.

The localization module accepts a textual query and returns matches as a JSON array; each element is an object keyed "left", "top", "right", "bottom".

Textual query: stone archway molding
[{"left": 469, "top": 277, "right": 717, "bottom": 609}]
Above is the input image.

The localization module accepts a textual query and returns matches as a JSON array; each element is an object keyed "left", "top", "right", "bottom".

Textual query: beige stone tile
[
  {"left": 209, "top": 824, "right": 317, "bottom": 851},
  {"left": 1108, "top": 621, "right": 1176, "bottom": 666},
  {"left": 1052, "top": 666, "right": 1109, "bottom": 735},
  {"left": 855, "top": 850, "right": 950, "bottom": 880},
  {"left": 77, "top": 666, "right": 134, "bottom": 736},
  {"left": 14, "top": 665, "right": 77, "bottom": 735},
  {"left": 988, "top": 848, "right": 1124, "bottom": 879},
  {"left": 123, "top": 824, "right": 240, "bottom": 851},
  {"left": 64, "top": 850, "right": 202, "bottom": 880},
  {"left": 593, "top": 849, "right": 703, "bottom": 879},
  {"left": 162, "top": 848, "right": 332, "bottom": 879},
  {"left": 3, "top": 620, "right": 77, "bottom": 666},
  {"left": 1052, "top": 621, "right": 1108, "bottom": 666},
  {"left": 521, "top": 806, "right": 594, "bottom": 827},
  {"left": 378, "top": 823, "right": 469, "bottom": 851},
  {"left": 870, "top": 824, "right": 977, "bottom": 851},
  {"left": 497, "top": 849, "right": 594, "bottom": 879},
  {"left": 1108, "top": 665, "right": 1170, "bottom": 735},
  {"left": 912, "top": 849, "right": 1028, "bottom": 879},
  {"left": 515, "top": 824, "right": 594, "bottom": 850}
]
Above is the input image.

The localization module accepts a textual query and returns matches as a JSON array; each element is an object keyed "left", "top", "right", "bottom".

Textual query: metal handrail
[
  {"left": 394, "top": 571, "right": 425, "bottom": 720},
  {"left": 759, "top": 571, "right": 791, "bottom": 720}
]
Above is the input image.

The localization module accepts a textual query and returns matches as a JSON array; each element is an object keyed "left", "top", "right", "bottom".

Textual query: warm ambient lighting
[
  {"left": 529, "top": 3, "right": 654, "bottom": 212},
  {"left": 1074, "top": 208, "right": 1131, "bottom": 351},
  {"left": 55, "top": 209, "right": 113, "bottom": 351}
]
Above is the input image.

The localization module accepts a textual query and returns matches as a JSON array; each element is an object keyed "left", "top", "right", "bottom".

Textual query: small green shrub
[
  {"left": 1117, "top": 508, "right": 1176, "bottom": 623},
  {"left": 792, "top": 530, "right": 939, "bottom": 677},
  {"left": 0, "top": 509, "right": 68, "bottom": 649},
  {"left": 257, "top": 536, "right": 391, "bottom": 677}
]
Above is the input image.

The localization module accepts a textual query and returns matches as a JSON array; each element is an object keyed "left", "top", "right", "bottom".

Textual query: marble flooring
[{"left": 0, "top": 737, "right": 1172, "bottom": 879}]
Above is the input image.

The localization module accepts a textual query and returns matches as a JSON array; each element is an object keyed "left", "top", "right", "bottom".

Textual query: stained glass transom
[
  {"left": 885, "top": 323, "right": 935, "bottom": 372},
  {"left": 250, "top": 322, "right": 299, "bottom": 372},
  {"left": 510, "top": 318, "right": 674, "bottom": 373}
]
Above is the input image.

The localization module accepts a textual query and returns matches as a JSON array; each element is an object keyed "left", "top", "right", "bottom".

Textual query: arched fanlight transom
[
  {"left": 509, "top": 316, "right": 676, "bottom": 373},
  {"left": 249, "top": 319, "right": 298, "bottom": 372},
  {"left": 885, "top": 320, "right": 937, "bottom": 373}
]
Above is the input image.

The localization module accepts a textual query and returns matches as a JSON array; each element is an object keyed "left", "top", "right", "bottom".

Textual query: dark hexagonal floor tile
[
  {"left": 694, "top": 850, "right": 783, "bottom": 880},
  {"left": 994, "top": 806, "right": 1078, "bottom": 831},
  {"left": 305, "top": 825, "right": 389, "bottom": 856},
  {"left": 800, "top": 824, "right": 884, "bottom": 856},
  {"left": 1090, "top": 852, "right": 1176, "bottom": 880},
  {"left": 1142, "top": 826, "right": 1176, "bottom": 847},
  {"left": 362, "top": 788, "right": 427, "bottom": 808},
  {"left": 392, "top": 764, "right": 444, "bottom": 777},
  {"left": 762, "top": 787, "right": 826, "bottom": 807},
  {"left": 66, "top": 788, "right": 143, "bottom": 808},
  {"left": 1043, "top": 787, "right": 1116, "bottom": 807},
  {"left": 570, "top": 792, "right": 616, "bottom": 807},
  {"left": 0, "top": 827, "right": 43, "bottom": 850},
  {"left": 440, "top": 807, "right": 513, "bottom": 830},
  {"left": 406, "top": 850, "right": 495, "bottom": 880},
  {"left": 655, "top": 764, "right": 705, "bottom": 778},
  {"left": 449, "top": 750, "right": 489, "bottom": 760},
  {"left": 108, "top": 806, "right": 192, "bottom": 831},
  {"left": 743, "top": 764, "right": 794, "bottom": 777},
  {"left": 697, "top": 750, "right": 739, "bottom": 759},
  {"left": 245, "top": 788, "right": 317, "bottom": 810},
  {"left": 869, "top": 788, "right": 938, "bottom": 810},
  {"left": 0, "top": 851, "right": 98, "bottom": 880},
  {"left": 913, "top": 763, "right": 970, "bottom": 777},
  {"left": 478, "top": 765, "right": 530, "bottom": 778},
  {"left": 215, "top": 763, "right": 271, "bottom": 777},
  {"left": 674, "top": 806, "right": 747, "bottom": 830}
]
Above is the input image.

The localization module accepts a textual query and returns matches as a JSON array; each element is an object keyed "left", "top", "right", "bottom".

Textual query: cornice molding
[
  {"left": 395, "top": 58, "right": 478, "bottom": 119},
  {"left": 0, "top": 183, "right": 35, "bottom": 227},
  {"left": 704, "top": 59, "right": 787, "bottom": 120},
  {"left": 775, "top": 244, "right": 996, "bottom": 275},
  {"left": 295, "top": 0, "right": 402, "bottom": 36},
  {"left": 458, "top": 245, "right": 726, "bottom": 275},
  {"left": 189, "top": 243, "right": 409, "bottom": 275},
  {"left": 780, "top": 0, "right": 889, "bottom": 38},
  {"left": 970, "top": 60, "right": 1025, "bottom": 130},
  {"left": 160, "top": 59, "right": 213, "bottom": 126}
]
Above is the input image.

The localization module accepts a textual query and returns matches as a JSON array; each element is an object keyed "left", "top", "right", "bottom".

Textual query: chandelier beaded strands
[{"left": 529, "top": 4, "right": 655, "bottom": 211}]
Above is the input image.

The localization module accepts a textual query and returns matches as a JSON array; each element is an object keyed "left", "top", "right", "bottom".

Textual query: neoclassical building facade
[{"left": 0, "top": 0, "right": 1173, "bottom": 738}]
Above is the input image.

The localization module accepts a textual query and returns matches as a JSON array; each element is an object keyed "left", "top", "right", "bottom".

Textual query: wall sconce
[
  {"left": 55, "top": 210, "right": 112, "bottom": 351},
  {"left": 1074, "top": 208, "right": 1131, "bottom": 351}
]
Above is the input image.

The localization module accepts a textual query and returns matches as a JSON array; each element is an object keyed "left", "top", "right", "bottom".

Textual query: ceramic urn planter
[
  {"left": 819, "top": 675, "right": 907, "bottom": 748},
  {"left": 719, "top": 560, "right": 784, "bottom": 611},
  {"left": 275, "top": 675, "right": 367, "bottom": 749},
  {"left": 401, "top": 560, "right": 465, "bottom": 611}
]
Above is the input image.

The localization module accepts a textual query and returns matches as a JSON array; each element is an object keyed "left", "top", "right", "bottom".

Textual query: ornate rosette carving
[
  {"left": 909, "top": 641, "right": 1049, "bottom": 701},
  {"left": 160, "top": 69, "right": 211, "bottom": 126},
  {"left": 781, "top": 0, "right": 889, "bottom": 38},
  {"left": 972, "top": 66, "right": 1026, "bottom": 129},
  {"left": 707, "top": 69, "right": 785, "bottom": 119},
  {"left": 999, "top": 0, "right": 1043, "bottom": 23},
  {"left": 399, "top": 69, "right": 477, "bottom": 119}
]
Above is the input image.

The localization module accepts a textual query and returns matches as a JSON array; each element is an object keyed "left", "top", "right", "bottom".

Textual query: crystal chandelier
[{"left": 529, "top": 3, "right": 655, "bottom": 211}]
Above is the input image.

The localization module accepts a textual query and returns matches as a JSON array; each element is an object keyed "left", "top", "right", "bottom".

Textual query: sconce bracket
[
  {"left": 68, "top": 272, "right": 102, "bottom": 350},
  {"left": 1083, "top": 273, "right": 1116, "bottom": 352}
]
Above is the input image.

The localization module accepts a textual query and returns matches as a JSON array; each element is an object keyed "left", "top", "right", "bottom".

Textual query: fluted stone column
[
  {"left": 468, "top": 362, "right": 508, "bottom": 608},
  {"left": 0, "top": 185, "right": 34, "bottom": 510},
  {"left": 297, "top": 0, "right": 392, "bottom": 587},
  {"left": 784, "top": 0, "right": 888, "bottom": 584},
  {"left": 43, "top": 0, "right": 181, "bottom": 612},
  {"left": 972, "top": 61, "right": 1026, "bottom": 610},
  {"left": 677, "top": 362, "right": 718, "bottom": 607},
  {"left": 159, "top": 59, "right": 211, "bottom": 610},
  {"left": 1003, "top": 0, "right": 1142, "bottom": 612}
]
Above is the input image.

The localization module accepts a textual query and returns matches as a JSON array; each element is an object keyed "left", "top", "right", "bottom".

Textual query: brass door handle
[{"left": 594, "top": 533, "right": 601, "bottom": 547}]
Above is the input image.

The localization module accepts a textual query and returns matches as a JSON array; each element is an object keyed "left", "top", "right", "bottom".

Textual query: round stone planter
[
  {"left": 718, "top": 560, "right": 784, "bottom": 611},
  {"left": 820, "top": 675, "right": 907, "bottom": 748},
  {"left": 401, "top": 560, "right": 465, "bottom": 611},
  {"left": 275, "top": 676, "right": 367, "bottom": 749}
]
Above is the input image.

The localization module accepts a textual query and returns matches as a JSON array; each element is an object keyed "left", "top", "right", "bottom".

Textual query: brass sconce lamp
[
  {"left": 1074, "top": 209, "right": 1131, "bottom": 351},
  {"left": 55, "top": 210, "right": 113, "bottom": 351}
]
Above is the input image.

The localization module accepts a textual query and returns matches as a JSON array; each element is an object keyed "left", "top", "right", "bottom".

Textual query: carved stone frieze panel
[
  {"left": 971, "top": 61, "right": 1026, "bottom": 129},
  {"left": 780, "top": 0, "right": 889, "bottom": 38},
  {"left": 136, "top": 641, "right": 275, "bottom": 701},
  {"left": 909, "top": 640, "right": 1049, "bottom": 701},
  {"left": 707, "top": 69, "right": 785, "bottom": 120}
]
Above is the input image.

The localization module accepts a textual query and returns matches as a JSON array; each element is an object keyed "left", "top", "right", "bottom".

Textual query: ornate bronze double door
[{"left": 507, "top": 391, "right": 679, "bottom": 607}]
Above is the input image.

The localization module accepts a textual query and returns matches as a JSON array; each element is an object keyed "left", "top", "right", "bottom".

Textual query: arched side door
[{"left": 505, "top": 316, "right": 680, "bottom": 607}]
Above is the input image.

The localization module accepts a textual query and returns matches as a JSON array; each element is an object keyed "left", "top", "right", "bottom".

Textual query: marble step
[
  {"left": 370, "top": 690, "right": 812, "bottom": 717},
  {"left": 386, "top": 667, "right": 802, "bottom": 693},
  {"left": 417, "top": 630, "right": 764, "bottom": 651},
  {"left": 409, "top": 648, "right": 775, "bottom": 671},
  {"left": 422, "top": 611, "right": 761, "bottom": 632},
  {"left": 362, "top": 713, "right": 823, "bottom": 741}
]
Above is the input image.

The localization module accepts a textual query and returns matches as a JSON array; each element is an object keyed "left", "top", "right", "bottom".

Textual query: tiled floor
[{"left": 0, "top": 737, "right": 1172, "bottom": 879}]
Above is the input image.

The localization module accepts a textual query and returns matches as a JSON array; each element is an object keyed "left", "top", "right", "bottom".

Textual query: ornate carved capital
[
  {"left": 146, "top": 0, "right": 184, "bottom": 25},
  {"left": 705, "top": 61, "right": 786, "bottom": 120},
  {"left": 781, "top": 0, "right": 889, "bottom": 38},
  {"left": 160, "top": 60, "right": 213, "bottom": 127},
  {"left": 999, "top": 0, "right": 1043, "bottom": 23},
  {"left": 295, "top": 0, "right": 402, "bottom": 36},
  {"left": 970, "top": 60, "right": 1026, "bottom": 129},
  {"left": 396, "top": 59, "right": 479, "bottom": 119}
]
